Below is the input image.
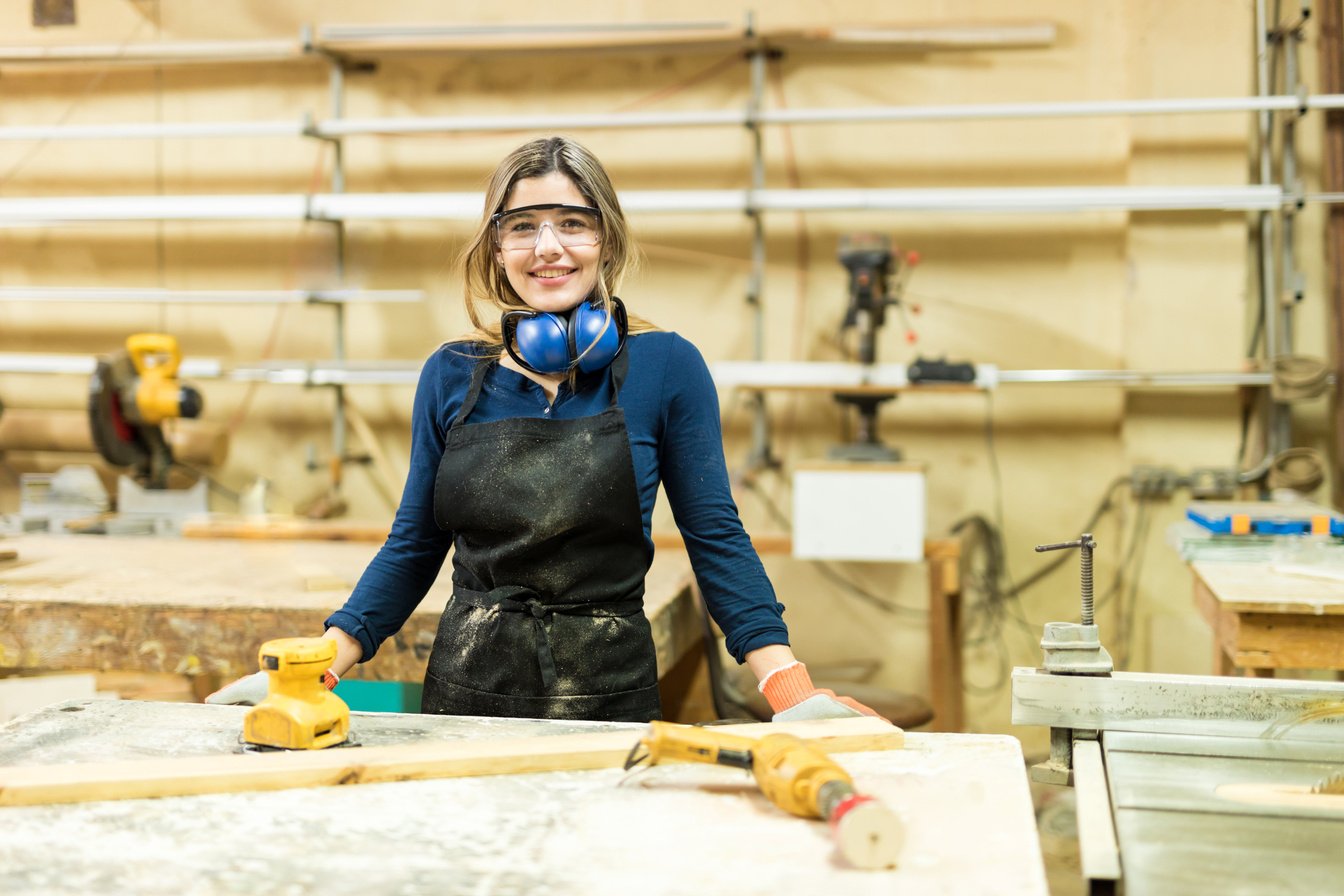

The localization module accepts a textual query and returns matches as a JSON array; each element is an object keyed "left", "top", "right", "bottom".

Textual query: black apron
[{"left": 422, "top": 351, "right": 661, "bottom": 722}]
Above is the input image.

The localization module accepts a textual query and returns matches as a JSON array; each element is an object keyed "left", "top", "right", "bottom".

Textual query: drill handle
[{"left": 626, "top": 721, "right": 756, "bottom": 770}]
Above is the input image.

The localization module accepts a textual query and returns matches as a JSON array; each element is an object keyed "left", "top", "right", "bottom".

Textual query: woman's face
[{"left": 496, "top": 171, "right": 603, "bottom": 315}]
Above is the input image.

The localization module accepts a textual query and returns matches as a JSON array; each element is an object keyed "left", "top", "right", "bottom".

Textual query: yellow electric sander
[{"left": 242, "top": 638, "right": 353, "bottom": 751}]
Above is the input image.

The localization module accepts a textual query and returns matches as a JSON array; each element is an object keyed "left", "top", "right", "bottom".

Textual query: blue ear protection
[{"left": 501, "top": 297, "right": 628, "bottom": 375}]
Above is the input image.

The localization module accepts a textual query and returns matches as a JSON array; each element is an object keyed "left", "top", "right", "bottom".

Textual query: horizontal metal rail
[
  {"left": 3, "top": 95, "right": 1342, "bottom": 142},
  {"left": 0, "top": 287, "right": 423, "bottom": 304},
  {"left": 0, "top": 185, "right": 1285, "bottom": 226},
  {"left": 0, "top": 354, "right": 1295, "bottom": 389}
]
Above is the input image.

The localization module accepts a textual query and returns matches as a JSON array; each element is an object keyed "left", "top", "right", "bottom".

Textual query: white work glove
[
  {"left": 204, "top": 671, "right": 269, "bottom": 706},
  {"left": 204, "top": 668, "right": 340, "bottom": 705},
  {"left": 759, "top": 662, "right": 888, "bottom": 723}
]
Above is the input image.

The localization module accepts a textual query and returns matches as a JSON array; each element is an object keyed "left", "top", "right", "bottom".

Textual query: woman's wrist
[
  {"left": 322, "top": 626, "right": 364, "bottom": 679},
  {"left": 744, "top": 644, "right": 799, "bottom": 683}
]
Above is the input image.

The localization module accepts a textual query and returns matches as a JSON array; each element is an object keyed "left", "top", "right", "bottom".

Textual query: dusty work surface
[
  {"left": 1192, "top": 560, "right": 1344, "bottom": 614},
  {"left": 0, "top": 699, "right": 1047, "bottom": 896},
  {"left": 0, "top": 534, "right": 697, "bottom": 682}
]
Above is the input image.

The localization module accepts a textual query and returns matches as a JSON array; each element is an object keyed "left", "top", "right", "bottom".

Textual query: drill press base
[{"left": 828, "top": 442, "right": 902, "bottom": 462}]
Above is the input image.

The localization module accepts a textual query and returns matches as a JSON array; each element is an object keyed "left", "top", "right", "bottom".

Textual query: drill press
[{"left": 832, "top": 233, "right": 918, "bottom": 462}]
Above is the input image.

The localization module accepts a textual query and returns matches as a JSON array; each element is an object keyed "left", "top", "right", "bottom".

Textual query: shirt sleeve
[
  {"left": 656, "top": 334, "right": 789, "bottom": 662},
  {"left": 323, "top": 347, "right": 457, "bottom": 662}
]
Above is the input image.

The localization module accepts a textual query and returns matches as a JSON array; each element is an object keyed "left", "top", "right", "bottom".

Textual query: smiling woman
[
  {"left": 492, "top": 173, "right": 604, "bottom": 315},
  {"left": 207, "top": 135, "right": 884, "bottom": 726}
]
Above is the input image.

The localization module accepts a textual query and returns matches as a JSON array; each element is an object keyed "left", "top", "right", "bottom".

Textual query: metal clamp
[{"left": 1034, "top": 533, "right": 1113, "bottom": 675}]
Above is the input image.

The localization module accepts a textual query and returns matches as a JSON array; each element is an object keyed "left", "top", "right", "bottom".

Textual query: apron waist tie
[{"left": 453, "top": 586, "right": 644, "bottom": 691}]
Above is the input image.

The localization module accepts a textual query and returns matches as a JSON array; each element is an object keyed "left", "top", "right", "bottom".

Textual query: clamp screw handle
[{"left": 1035, "top": 533, "right": 1097, "bottom": 625}]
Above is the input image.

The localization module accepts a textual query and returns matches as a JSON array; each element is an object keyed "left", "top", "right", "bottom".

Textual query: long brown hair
[{"left": 459, "top": 136, "right": 654, "bottom": 354}]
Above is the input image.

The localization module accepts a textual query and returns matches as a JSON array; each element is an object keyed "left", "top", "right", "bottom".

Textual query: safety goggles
[{"left": 491, "top": 203, "right": 602, "bottom": 251}]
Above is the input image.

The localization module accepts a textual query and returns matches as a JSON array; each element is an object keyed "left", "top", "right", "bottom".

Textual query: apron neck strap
[
  {"left": 607, "top": 348, "right": 629, "bottom": 407},
  {"left": 452, "top": 354, "right": 492, "bottom": 429}
]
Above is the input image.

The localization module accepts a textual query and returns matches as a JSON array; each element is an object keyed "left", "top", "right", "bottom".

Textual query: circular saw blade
[{"left": 89, "top": 356, "right": 151, "bottom": 469}]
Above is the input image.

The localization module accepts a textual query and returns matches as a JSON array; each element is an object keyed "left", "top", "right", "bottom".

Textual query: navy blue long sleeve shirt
[{"left": 324, "top": 330, "right": 788, "bottom": 666}]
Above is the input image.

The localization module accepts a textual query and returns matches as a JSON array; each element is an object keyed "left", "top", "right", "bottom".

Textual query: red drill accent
[{"left": 830, "top": 793, "right": 876, "bottom": 829}]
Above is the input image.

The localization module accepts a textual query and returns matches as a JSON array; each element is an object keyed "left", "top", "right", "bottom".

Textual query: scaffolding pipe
[
  {"left": 0, "top": 352, "right": 1287, "bottom": 390},
  {"left": 0, "top": 39, "right": 302, "bottom": 66},
  {"left": 0, "top": 185, "right": 1285, "bottom": 226},
  {"left": 744, "top": 17, "right": 772, "bottom": 469},
  {"left": 1255, "top": 0, "right": 1289, "bottom": 463},
  {"left": 325, "top": 53, "right": 350, "bottom": 496},
  {"left": 0, "top": 287, "right": 422, "bottom": 304},
  {"left": 7, "top": 95, "right": 1344, "bottom": 143}
]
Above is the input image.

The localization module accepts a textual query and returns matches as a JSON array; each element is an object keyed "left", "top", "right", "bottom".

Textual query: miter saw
[{"left": 88, "top": 333, "right": 208, "bottom": 530}]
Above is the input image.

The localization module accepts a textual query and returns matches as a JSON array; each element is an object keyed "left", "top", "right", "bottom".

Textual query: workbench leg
[
  {"left": 1249, "top": 667, "right": 1275, "bottom": 679},
  {"left": 658, "top": 639, "right": 716, "bottom": 724},
  {"left": 1214, "top": 644, "right": 1234, "bottom": 676},
  {"left": 190, "top": 673, "right": 220, "bottom": 703},
  {"left": 927, "top": 543, "right": 964, "bottom": 732}
]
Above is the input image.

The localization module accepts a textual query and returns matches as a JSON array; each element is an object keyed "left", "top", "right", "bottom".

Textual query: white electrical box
[{"left": 791, "top": 462, "right": 925, "bottom": 562}]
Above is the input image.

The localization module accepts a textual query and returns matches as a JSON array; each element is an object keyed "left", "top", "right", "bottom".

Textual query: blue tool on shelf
[{"left": 1186, "top": 501, "right": 1343, "bottom": 537}]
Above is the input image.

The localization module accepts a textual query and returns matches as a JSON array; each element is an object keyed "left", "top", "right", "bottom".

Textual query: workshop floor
[{"left": 1033, "top": 780, "right": 1084, "bottom": 896}]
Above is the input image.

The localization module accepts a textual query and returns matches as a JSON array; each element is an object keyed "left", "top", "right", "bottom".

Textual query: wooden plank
[
  {"left": 180, "top": 515, "right": 389, "bottom": 542},
  {"left": 0, "top": 716, "right": 902, "bottom": 807},
  {"left": 1216, "top": 782, "right": 1344, "bottom": 814},
  {"left": 0, "top": 408, "right": 227, "bottom": 466},
  {"left": 1229, "top": 613, "right": 1344, "bottom": 670}
]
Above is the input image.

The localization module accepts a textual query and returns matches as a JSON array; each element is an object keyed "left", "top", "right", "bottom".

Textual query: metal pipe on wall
[
  {"left": 1322, "top": 0, "right": 1344, "bottom": 509},
  {"left": 7, "top": 95, "right": 1344, "bottom": 144}
]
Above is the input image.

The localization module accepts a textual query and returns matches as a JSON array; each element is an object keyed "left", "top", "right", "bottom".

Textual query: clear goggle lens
[{"left": 493, "top": 204, "right": 601, "bottom": 250}]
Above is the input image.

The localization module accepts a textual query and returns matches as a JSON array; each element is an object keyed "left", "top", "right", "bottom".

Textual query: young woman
[{"left": 210, "top": 136, "right": 878, "bottom": 724}]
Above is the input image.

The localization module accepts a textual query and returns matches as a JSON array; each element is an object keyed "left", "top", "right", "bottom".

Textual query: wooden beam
[
  {"left": 0, "top": 408, "right": 228, "bottom": 467},
  {"left": 0, "top": 716, "right": 902, "bottom": 808},
  {"left": 180, "top": 515, "right": 389, "bottom": 542}
]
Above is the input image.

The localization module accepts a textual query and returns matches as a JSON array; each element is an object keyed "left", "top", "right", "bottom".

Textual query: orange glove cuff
[
  {"left": 322, "top": 669, "right": 339, "bottom": 691},
  {"left": 760, "top": 662, "right": 817, "bottom": 714}
]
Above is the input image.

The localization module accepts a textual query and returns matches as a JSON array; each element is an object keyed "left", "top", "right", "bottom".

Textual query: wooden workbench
[
  {"left": 0, "top": 534, "right": 699, "bottom": 696},
  {"left": 1191, "top": 560, "right": 1344, "bottom": 675},
  {"left": 0, "top": 699, "right": 1048, "bottom": 895}
]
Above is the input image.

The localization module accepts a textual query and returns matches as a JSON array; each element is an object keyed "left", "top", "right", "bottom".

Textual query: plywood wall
[{"left": 0, "top": 1, "right": 1330, "bottom": 748}]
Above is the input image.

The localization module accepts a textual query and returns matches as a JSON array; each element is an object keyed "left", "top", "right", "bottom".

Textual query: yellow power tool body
[
  {"left": 88, "top": 333, "right": 204, "bottom": 488},
  {"left": 243, "top": 638, "right": 350, "bottom": 751},
  {"left": 626, "top": 721, "right": 904, "bottom": 869}
]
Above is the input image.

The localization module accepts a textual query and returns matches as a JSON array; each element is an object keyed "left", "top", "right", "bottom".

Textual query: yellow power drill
[{"left": 624, "top": 721, "right": 904, "bottom": 870}]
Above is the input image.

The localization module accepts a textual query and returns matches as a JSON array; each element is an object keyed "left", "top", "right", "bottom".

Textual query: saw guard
[{"left": 88, "top": 356, "right": 151, "bottom": 470}]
